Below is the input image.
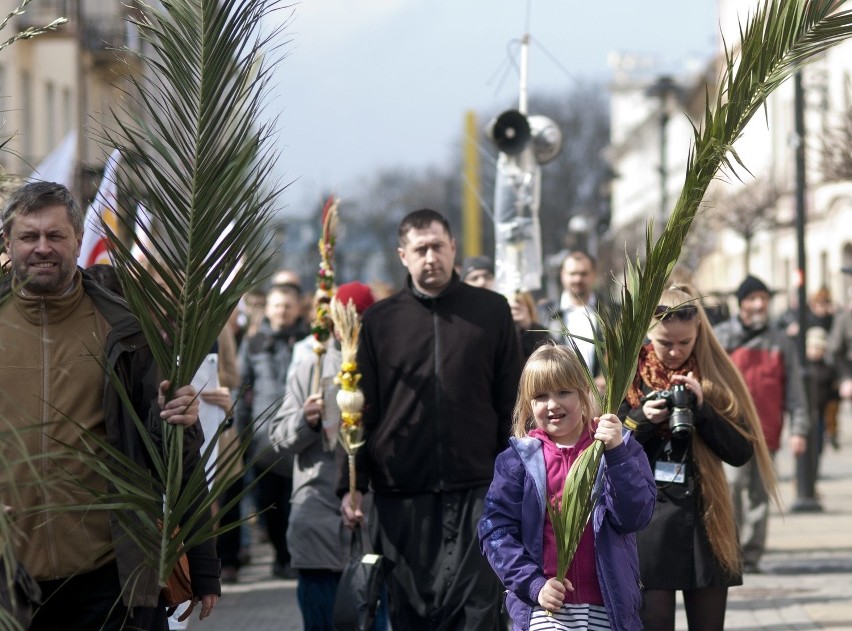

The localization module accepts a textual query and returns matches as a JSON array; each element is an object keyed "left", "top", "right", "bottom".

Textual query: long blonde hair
[
  {"left": 655, "top": 284, "right": 779, "bottom": 574},
  {"left": 512, "top": 343, "right": 594, "bottom": 438}
]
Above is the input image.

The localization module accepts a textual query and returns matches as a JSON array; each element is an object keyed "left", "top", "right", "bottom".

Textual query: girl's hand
[
  {"left": 537, "top": 577, "right": 574, "bottom": 612},
  {"left": 671, "top": 371, "right": 704, "bottom": 407},
  {"left": 594, "top": 413, "right": 623, "bottom": 450}
]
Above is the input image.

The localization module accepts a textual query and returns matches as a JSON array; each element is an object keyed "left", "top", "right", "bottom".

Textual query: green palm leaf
[
  {"left": 551, "top": 0, "right": 852, "bottom": 582},
  {"left": 81, "top": 0, "right": 286, "bottom": 588},
  {"left": 30, "top": 359, "right": 263, "bottom": 595}
]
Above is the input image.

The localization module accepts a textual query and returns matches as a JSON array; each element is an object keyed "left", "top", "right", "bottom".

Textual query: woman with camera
[{"left": 617, "top": 284, "right": 776, "bottom": 631}]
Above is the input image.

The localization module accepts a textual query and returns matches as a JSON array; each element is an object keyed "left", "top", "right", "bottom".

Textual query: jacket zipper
[
  {"left": 432, "top": 299, "right": 444, "bottom": 491},
  {"left": 39, "top": 298, "right": 59, "bottom": 576}
]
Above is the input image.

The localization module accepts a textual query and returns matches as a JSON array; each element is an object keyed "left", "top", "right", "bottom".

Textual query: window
[
  {"left": 62, "top": 87, "right": 73, "bottom": 136},
  {"left": 21, "top": 71, "right": 32, "bottom": 163},
  {"left": 46, "top": 81, "right": 56, "bottom": 149}
]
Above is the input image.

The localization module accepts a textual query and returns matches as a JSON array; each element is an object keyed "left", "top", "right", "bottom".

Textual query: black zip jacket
[
  {"left": 83, "top": 273, "right": 220, "bottom": 605},
  {"left": 340, "top": 273, "right": 522, "bottom": 495}
]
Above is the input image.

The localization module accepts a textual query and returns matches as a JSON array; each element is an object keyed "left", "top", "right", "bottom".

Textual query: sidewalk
[
  {"left": 189, "top": 430, "right": 852, "bottom": 631},
  {"left": 719, "top": 428, "right": 852, "bottom": 630}
]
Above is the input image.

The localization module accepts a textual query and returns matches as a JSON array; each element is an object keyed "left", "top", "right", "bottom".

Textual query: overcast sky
[{"left": 263, "top": 0, "right": 718, "bottom": 217}]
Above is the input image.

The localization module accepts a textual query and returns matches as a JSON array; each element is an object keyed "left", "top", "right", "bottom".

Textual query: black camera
[{"left": 641, "top": 384, "right": 696, "bottom": 439}]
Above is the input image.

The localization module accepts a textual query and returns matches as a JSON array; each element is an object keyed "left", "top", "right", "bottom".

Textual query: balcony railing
[
  {"left": 16, "top": 2, "right": 142, "bottom": 57},
  {"left": 15, "top": 0, "right": 72, "bottom": 32},
  {"left": 83, "top": 20, "right": 142, "bottom": 57}
]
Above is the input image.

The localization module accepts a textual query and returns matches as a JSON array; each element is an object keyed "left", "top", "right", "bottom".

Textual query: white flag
[
  {"left": 78, "top": 149, "right": 121, "bottom": 268},
  {"left": 131, "top": 203, "right": 154, "bottom": 264},
  {"left": 28, "top": 130, "right": 77, "bottom": 188}
]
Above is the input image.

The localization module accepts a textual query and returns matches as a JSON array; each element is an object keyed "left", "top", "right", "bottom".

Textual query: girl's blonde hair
[
  {"left": 512, "top": 343, "right": 594, "bottom": 438},
  {"left": 654, "top": 283, "right": 779, "bottom": 575}
]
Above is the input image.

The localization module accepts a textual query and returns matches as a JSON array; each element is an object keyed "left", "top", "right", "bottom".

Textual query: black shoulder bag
[{"left": 332, "top": 525, "right": 393, "bottom": 631}]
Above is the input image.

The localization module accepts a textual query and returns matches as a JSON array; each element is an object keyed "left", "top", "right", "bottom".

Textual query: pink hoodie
[{"left": 530, "top": 427, "right": 604, "bottom": 606}]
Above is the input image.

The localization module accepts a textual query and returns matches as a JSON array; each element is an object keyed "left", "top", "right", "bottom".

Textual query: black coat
[
  {"left": 617, "top": 381, "right": 753, "bottom": 589},
  {"left": 341, "top": 274, "right": 522, "bottom": 495},
  {"left": 518, "top": 321, "right": 552, "bottom": 360},
  {"left": 83, "top": 272, "right": 221, "bottom": 605},
  {"left": 235, "top": 318, "right": 309, "bottom": 474}
]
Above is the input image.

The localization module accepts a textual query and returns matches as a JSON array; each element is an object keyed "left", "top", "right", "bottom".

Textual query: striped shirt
[{"left": 529, "top": 603, "right": 610, "bottom": 630}]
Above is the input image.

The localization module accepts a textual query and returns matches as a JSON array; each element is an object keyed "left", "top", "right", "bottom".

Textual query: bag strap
[{"left": 350, "top": 524, "right": 365, "bottom": 557}]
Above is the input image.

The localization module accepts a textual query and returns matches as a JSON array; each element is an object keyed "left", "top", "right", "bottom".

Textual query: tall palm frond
[
  {"left": 551, "top": 0, "right": 852, "bottom": 581},
  {"left": 81, "top": 0, "right": 289, "bottom": 587}
]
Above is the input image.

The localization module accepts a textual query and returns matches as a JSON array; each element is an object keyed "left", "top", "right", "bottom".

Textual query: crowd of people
[{"left": 2, "top": 182, "right": 846, "bottom": 630}]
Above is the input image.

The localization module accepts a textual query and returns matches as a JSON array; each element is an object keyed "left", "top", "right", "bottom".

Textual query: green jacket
[{"left": 0, "top": 269, "right": 220, "bottom": 607}]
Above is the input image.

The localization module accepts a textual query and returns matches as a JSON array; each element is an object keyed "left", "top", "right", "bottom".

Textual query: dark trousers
[
  {"left": 216, "top": 475, "right": 245, "bottom": 569},
  {"left": 297, "top": 569, "right": 341, "bottom": 631},
  {"left": 297, "top": 569, "right": 388, "bottom": 631},
  {"left": 254, "top": 466, "right": 293, "bottom": 568},
  {"left": 371, "top": 487, "right": 503, "bottom": 631},
  {"left": 31, "top": 561, "right": 167, "bottom": 631}
]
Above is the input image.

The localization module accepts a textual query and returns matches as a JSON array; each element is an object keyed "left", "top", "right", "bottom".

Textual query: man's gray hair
[{"left": 2, "top": 181, "right": 85, "bottom": 236}]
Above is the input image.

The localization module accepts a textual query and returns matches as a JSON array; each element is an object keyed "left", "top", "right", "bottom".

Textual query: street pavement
[{"left": 188, "top": 429, "right": 852, "bottom": 630}]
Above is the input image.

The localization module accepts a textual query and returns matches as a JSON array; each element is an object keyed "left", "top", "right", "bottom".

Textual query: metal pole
[
  {"left": 792, "top": 71, "right": 821, "bottom": 512},
  {"left": 646, "top": 76, "right": 677, "bottom": 239},
  {"left": 462, "top": 110, "right": 481, "bottom": 257},
  {"left": 518, "top": 34, "right": 529, "bottom": 115}
]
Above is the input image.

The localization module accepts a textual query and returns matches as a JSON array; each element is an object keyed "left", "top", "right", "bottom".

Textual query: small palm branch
[
  {"left": 0, "top": 424, "right": 51, "bottom": 631},
  {"left": 0, "top": 0, "right": 66, "bottom": 54},
  {"left": 550, "top": 0, "right": 852, "bottom": 583},
  {"left": 0, "top": 0, "right": 68, "bottom": 263},
  {"left": 329, "top": 298, "right": 366, "bottom": 509},
  {"left": 82, "top": 0, "right": 287, "bottom": 588}
]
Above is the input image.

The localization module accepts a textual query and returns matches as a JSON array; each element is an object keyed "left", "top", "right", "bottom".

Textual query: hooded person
[
  {"left": 268, "top": 281, "right": 388, "bottom": 631},
  {"left": 335, "top": 281, "right": 376, "bottom": 315},
  {"left": 460, "top": 255, "right": 495, "bottom": 290}
]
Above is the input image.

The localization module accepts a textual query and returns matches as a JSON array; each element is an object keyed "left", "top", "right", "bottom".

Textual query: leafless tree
[
  {"left": 333, "top": 84, "right": 611, "bottom": 289},
  {"left": 821, "top": 80, "right": 852, "bottom": 182},
  {"left": 344, "top": 167, "right": 459, "bottom": 289},
  {"left": 710, "top": 180, "right": 782, "bottom": 270}
]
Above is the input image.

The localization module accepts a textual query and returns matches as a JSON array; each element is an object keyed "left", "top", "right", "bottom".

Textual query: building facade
[
  {"left": 608, "top": 0, "right": 852, "bottom": 313},
  {"left": 0, "top": 0, "right": 144, "bottom": 202}
]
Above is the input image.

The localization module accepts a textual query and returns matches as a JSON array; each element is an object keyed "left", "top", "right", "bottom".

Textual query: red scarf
[{"left": 626, "top": 342, "right": 701, "bottom": 409}]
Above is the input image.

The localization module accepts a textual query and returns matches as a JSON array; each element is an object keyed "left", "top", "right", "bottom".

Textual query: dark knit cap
[
  {"left": 736, "top": 274, "right": 771, "bottom": 304},
  {"left": 461, "top": 256, "right": 494, "bottom": 280}
]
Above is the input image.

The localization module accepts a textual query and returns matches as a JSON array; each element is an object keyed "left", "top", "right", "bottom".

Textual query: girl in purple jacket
[{"left": 479, "top": 344, "right": 655, "bottom": 631}]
